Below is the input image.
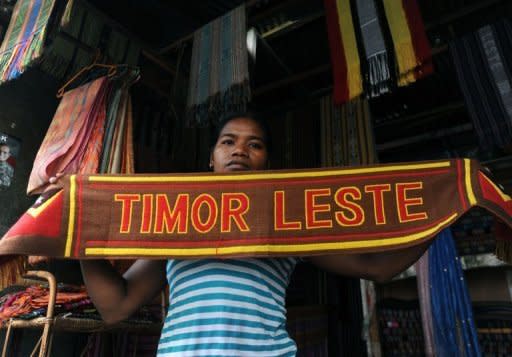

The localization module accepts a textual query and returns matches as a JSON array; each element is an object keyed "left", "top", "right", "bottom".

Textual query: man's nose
[{"left": 231, "top": 144, "right": 248, "bottom": 157}]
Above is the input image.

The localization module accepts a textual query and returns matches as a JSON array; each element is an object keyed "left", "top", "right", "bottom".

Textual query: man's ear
[{"left": 209, "top": 153, "right": 214, "bottom": 170}]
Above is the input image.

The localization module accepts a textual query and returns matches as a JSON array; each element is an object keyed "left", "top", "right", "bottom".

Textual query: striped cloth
[
  {"left": 0, "top": 0, "right": 57, "bottom": 82},
  {"left": 450, "top": 19, "right": 512, "bottom": 151},
  {"left": 382, "top": 0, "right": 433, "bottom": 86},
  {"left": 157, "top": 258, "right": 299, "bottom": 356},
  {"left": 324, "top": 0, "right": 363, "bottom": 105},
  {"left": 320, "top": 95, "right": 377, "bottom": 166},
  {"left": 27, "top": 76, "right": 108, "bottom": 194},
  {"left": 354, "top": 0, "right": 394, "bottom": 98},
  {"left": 324, "top": 0, "right": 433, "bottom": 103},
  {"left": 187, "top": 5, "right": 250, "bottom": 127}
]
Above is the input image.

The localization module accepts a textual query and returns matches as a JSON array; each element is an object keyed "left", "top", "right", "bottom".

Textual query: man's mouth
[{"left": 226, "top": 161, "right": 250, "bottom": 170}]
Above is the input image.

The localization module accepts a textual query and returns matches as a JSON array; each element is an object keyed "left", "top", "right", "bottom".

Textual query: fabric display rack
[{"left": 0, "top": 271, "right": 164, "bottom": 357}]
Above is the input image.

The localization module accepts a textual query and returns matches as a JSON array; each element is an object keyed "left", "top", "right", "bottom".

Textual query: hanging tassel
[
  {"left": 367, "top": 53, "right": 391, "bottom": 98},
  {"left": 0, "top": 255, "right": 27, "bottom": 289}
]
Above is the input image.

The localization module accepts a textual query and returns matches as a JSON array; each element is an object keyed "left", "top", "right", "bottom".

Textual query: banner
[{"left": 1, "top": 159, "right": 511, "bottom": 259}]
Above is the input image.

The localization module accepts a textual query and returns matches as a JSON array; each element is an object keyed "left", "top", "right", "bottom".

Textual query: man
[{"left": 0, "top": 143, "right": 14, "bottom": 187}]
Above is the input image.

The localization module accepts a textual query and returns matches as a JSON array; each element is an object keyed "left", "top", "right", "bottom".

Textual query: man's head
[{"left": 0, "top": 144, "right": 10, "bottom": 162}]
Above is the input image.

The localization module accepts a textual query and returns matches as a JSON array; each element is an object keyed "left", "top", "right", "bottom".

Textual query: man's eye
[
  {"left": 249, "top": 142, "right": 263, "bottom": 149},
  {"left": 221, "top": 139, "right": 234, "bottom": 145}
]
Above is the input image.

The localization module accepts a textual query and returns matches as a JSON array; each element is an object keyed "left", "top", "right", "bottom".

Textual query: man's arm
[{"left": 309, "top": 241, "right": 430, "bottom": 283}]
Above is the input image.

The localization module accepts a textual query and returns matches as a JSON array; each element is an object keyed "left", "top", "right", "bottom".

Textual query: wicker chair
[{"left": 1, "top": 270, "right": 164, "bottom": 357}]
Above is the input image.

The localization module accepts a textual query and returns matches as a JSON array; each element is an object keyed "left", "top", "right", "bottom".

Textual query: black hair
[{"left": 211, "top": 112, "right": 273, "bottom": 154}]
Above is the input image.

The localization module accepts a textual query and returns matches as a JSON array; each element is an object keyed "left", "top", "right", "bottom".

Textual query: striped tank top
[{"left": 157, "top": 258, "right": 299, "bottom": 356}]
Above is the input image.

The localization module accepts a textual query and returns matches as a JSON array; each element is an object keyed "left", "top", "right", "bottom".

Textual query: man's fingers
[{"left": 49, "top": 172, "right": 65, "bottom": 184}]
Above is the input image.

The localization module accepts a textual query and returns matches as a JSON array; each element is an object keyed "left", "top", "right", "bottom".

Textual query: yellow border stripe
[
  {"left": 336, "top": 0, "right": 362, "bottom": 98},
  {"left": 27, "top": 191, "right": 63, "bottom": 218},
  {"left": 382, "top": 0, "right": 417, "bottom": 86},
  {"left": 85, "top": 213, "right": 458, "bottom": 257},
  {"left": 64, "top": 175, "right": 77, "bottom": 257},
  {"left": 88, "top": 161, "right": 451, "bottom": 183},
  {"left": 464, "top": 159, "right": 477, "bottom": 206},
  {"left": 481, "top": 174, "right": 511, "bottom": 202}
]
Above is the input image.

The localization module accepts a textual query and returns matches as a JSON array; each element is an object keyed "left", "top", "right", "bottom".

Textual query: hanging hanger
[{"left": 56, "top": 51, "right": 118, "bottom": 98}]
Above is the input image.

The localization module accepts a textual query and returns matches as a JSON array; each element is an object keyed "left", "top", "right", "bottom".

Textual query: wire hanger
[{"left": 56, "top": 51, "right": 118, "bottom": 98}]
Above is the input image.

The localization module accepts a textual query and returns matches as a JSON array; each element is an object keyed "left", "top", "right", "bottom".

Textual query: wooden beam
[
  {"left": 57, "top": 31, "right": 175, "bottom": 76},
  {"left": 257, "top": 34, "right": 293, "bottom": 75},
  {"left": 374, "top": 101, "right": 464, "bottom": 129},
  {"left": 253, "top": 64, "right": 330, "bottom": 96},
  {"left": 159, "top": 0, "right": 263, "bottom": 54},
  {"left": 377, "top": 123, "right": 473, "bottom": 151},
  {"left": 425, "top": 0, "right": 505, "bottom": 30},
  {"left": 260, "top": 10, "right": 324, "bottom": 40},
  {"left": 141, "top": 50, "right": 175, "bottom": 75}
]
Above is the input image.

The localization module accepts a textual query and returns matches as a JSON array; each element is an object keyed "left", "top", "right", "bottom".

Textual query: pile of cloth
[{"left": 0, "top": 284, "right": 90, "bottom": 323}]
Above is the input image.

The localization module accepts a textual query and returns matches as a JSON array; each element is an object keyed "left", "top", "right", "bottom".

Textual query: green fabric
[{"left": 0, "top": 0, "right": 57, "bottom": 82}]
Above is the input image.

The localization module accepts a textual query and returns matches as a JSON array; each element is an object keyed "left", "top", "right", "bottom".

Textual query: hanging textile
[
  {"left": 27, "top": 76, "right": 109, "bottom": 195},
  {"left": 428, "top": 229, "right": 481, "bottom": 356},
  {"left": 324, "top": 0, "right": 363, "bottom": 104},
  {"left": 320, "top": 95, "right": 377, "bottom": 167},
  {"left": 415, "top": 251, "right": 435, "bottom": 356},
  {"left": 0, "top": 0, "right": 141, "bottom": 84},
  {"left": 27, "top": 68, "right": 137, "bottom": 196},
  {"left": 186, "top": 5, "right": 250, "bottom": 126},
  {"left": 0, "top": 0, "right": 57, "bottom": 82},
  {"left": 1, "top": 159, "right": 512, "bottom": 260},
  {"left": 40, "top": 0, "right": 141, "bottom": 80},
  {"left": 382, "top": 0, "right": 433, "bottom": 86},
  {"left": 450, "top": 19, "right": 512, "bottom": 151},
  {"left": 323, "top": 0, "right": 433, "bottom": 103},
  {"left": 353, "top": 0, "right": 394, "bottom": 98}
]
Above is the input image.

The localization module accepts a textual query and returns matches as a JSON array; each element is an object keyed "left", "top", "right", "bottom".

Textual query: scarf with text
[{"left": 1, "top": 159, "right": 511, "bottom": 261}]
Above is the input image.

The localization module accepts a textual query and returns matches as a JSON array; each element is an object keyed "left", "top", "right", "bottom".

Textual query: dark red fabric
[
  {"left": 402, "top": 0, "right": 433, "bottom": 79},
  {"left": 324, "top": 0, "right": 349, "bottom": 104}
]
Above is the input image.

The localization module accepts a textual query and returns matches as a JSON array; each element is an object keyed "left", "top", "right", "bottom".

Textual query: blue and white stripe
[{"left": 157, "top": 258, "right": 298, "bottom": 356}]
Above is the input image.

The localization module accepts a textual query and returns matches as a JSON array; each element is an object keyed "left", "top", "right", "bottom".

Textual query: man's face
[
  {"left": 0, "top": 145, "right": 10, "bottom": 162},
  {"left": 210, "top": 118, "right": 269, "bottom": 173}
]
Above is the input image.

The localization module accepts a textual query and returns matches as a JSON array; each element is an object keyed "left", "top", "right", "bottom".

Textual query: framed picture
[{"left": 0, "top": 132, "right": 21, "bottom": 189}]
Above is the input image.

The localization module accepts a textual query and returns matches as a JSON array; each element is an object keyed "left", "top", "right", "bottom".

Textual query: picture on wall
[{"left": 0, "top": 132, "right": 21, "bottom": 189}]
